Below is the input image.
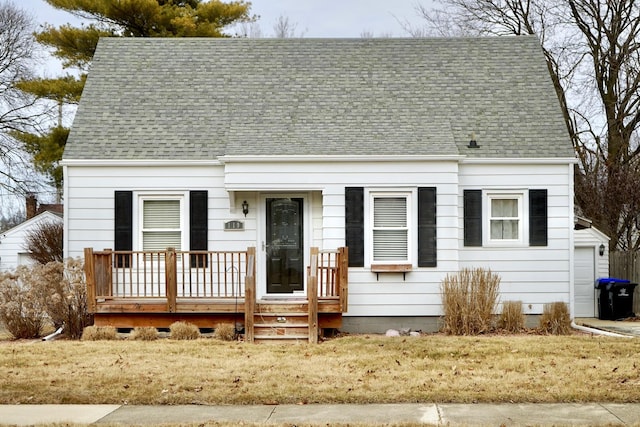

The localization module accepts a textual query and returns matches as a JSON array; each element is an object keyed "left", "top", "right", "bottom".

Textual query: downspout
[
  {"left": 571, "top": 321, "right": 635, "bottom": 338},
  {"left": 42, "top": 326, "right": 64, "bottom": 341}
]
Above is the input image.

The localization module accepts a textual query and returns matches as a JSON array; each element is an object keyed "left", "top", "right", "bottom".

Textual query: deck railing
[
  {"left": 84, "top": 246, "right": 348, "bottom": 313},
  {"left": 84, "top": 247, "right": 252, "bottom": 313}
]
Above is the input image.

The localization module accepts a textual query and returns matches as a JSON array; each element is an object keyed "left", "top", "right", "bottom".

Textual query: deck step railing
[{"left": 244, "top": 246, "right": 348, "bottom": 343}]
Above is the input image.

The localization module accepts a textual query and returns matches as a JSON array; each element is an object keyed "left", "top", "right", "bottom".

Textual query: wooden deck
[{"left": 84, "top": 246, "right": 348, "bottom": 342}]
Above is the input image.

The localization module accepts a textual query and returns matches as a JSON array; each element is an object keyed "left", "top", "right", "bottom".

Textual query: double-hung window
[
  {"left": 487, "top": 193, "right": 523, "bottom": 244},
  {"left": 141, "top": 197, "right": 183, "bottom": 251},
  {"left": 371, "top": 193, "right": 411, "bottom": 263}
]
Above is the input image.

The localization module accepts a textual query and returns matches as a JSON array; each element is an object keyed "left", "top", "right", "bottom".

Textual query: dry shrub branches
[
  {"left": 0, "top": 266, "right": 47, "bottom": 338},
  {"left": 441, "top": 267, "right": 500, "bottom": 335},
  {"left": 539, "top": 302, "right": 572, "bottom": 335},
  {"left": 0, "top": 259, "right": 91, "bottom": 339}
]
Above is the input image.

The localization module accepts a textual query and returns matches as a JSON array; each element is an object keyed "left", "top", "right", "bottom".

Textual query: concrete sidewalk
[
  {"left": 3, "top": 403, "right": 640, "bottom": 426},
  {"left": 576, "top": 317, "right": 640, "bottom": 337}
]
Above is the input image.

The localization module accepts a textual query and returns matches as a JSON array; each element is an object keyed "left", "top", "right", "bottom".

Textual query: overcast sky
[{"left": 21, "top": 0, "right": 428, "bottom": 39}]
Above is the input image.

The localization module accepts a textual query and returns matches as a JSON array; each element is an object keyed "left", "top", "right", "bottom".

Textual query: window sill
[
  {"left": 371, "top": 264, "right": 412, "bottom": 281},
  {"left": 371, "top": 264, "right": 413, "bottom": 272}
]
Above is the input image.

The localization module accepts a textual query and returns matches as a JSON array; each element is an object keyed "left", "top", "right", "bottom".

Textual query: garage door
[{"left": 575, "top": 247, "right": 596, "bottom": 317}]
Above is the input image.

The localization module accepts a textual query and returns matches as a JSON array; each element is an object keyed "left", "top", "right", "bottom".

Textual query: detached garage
[{"left": 574, "top": 224, "right": 609, "bottom": 317}]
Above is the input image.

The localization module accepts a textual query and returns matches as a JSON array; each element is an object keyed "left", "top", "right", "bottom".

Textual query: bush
[
  {"left": 539, "top": 302, "right": 572, "bottom": 335},
  {"left": 23, "top": 220, "right": 63, "bottom": 264},
  {"left": 441, "top": 267, "right": 500, "bottom": 335},
  {"left": 213, "top": 323, "right": 236, "bottom": 341},
  {"left": 498, "top": 301, "right": 525, "bottom": 333},
  {"left": 34, "top": 259, "right": 93, "bottom": 339},
  {"left": 0, "top": 267, "right": 47, "bottom": 338},
  {"left": 131, "top": 326, "right": 159, "bottom": 341},
  {"left": 169, "top": 321, "right": 200, "bottom": 340},
  {"left": 81, "top": 325, "right": 118, "bottom": 340}
]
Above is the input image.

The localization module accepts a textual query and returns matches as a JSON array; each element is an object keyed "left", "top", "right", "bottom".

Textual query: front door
[{"left": 266, "top": 197, "right": 304, "bottom": 294}]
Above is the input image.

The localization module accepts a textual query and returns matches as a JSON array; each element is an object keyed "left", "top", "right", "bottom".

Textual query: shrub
[
  {"left": 498, "top": 300, "right": 525, "bottom": 333},
  {"left": 538, "top": 302, "right": 572, "bottom": 335},
  {"left": 0, "top": 266, "right": 47, "bottom": 338},
  {"left": 81, "top": 325, "right": 118, "bottom": 341},
  {"left": 33, "top": 259, "right": 93, "bottom": 339},
  {"left": 169, "top": 321, "right": 200, "bottom": 340},
  {"left": 131, "top": 326, "right": 159, "bottom": 341},
  {"left": 441, "top": 267, "right": 500, "bottom": 335},
  {"left": 213, "top": 323, "right": 236, "bottom": 341},
  {"left": 23, "top": 220, "right": 63, "bottom": 264}
]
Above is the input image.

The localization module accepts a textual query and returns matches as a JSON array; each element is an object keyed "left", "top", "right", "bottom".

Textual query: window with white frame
[
  {"left": 140, "top": 197, "right": 183, "bottom": 251},
  {"left": 370, "top": 193, "right": 411, "bottom": 263},
  {"left": 488, "top": 194, "right": 523, "bottom": 242}
]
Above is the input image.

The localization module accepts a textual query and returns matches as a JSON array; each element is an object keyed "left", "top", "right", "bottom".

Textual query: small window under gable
[
  {"left": 370, "top": 192, "right": 411, "bottom": 264},
  {"left": 486, "top": 193, "right": 524, "bottom": 245}
]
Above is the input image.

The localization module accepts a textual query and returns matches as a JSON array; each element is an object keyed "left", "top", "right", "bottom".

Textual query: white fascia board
[
  {"left": 460, "top": 157, "right": 578, "bottom": 165},
  {"left": 0, "top": 211, "right": 62, "bottom": 240},
  {"left": 60, "top": 159, "right": 221, "bottom": 167},
  {"left": 218, "top": 155, "right": 465, "bottom": 163}
]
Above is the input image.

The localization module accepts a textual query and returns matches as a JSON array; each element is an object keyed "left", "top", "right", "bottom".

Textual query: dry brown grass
[
  {"left": 539, "top": 302, "right": 572, "bottom": 335},
  {"left": 169, "top": 321, "right": 201, "bottom": 340},
  {"left": 498, "top": 301, "right": 525, "bottom": 333},
  {"left": 2, "top": 334, "right": 640, "bottom": 405},
  {"left": 441, "top": 268, "right": 500, "bottom": 335}
]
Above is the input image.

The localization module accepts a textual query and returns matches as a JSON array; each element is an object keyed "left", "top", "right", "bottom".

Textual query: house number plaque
[{"left": 224, "top": 220, "right": 244, "bottom": 231}]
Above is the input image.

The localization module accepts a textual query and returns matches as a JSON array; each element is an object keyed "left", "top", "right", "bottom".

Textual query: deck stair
[{"left": 252, "top": 300, "right": 313, "bottom": 343}]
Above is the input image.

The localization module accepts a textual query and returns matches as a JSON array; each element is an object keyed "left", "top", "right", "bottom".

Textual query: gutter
[{"left": 571, "top": 321, "right": 635, "bottom": 338}]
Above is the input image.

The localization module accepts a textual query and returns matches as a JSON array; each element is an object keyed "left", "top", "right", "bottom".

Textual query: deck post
[
  {"left": 308, "top": 247, "right": 319, "bottom": 343},
  {"left": 95, "top": 249, "right": 113, "bottom": 298},
  {"left": 166, "top": 247, "right": 177, "bottom": 313},
  {"left": 84, "top": 248, "right": 97, "bottom": 313},
  {"left": 339, "top": 247, "right": 349, "bottom": 312},
  {"left": 244, "top": 247, "right": 256, "bottom": 343}
]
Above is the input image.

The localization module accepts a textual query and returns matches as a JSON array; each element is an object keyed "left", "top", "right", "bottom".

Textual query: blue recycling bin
[{"left": 595, "top": 278, "right": 636, "bottom": 320}]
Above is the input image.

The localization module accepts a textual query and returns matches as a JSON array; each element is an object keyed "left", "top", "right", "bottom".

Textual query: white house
[
  {"left": 0, "top": 211, "right": 63, "bottom": 272},
  {"left": 62, "top": 37, "right": 577, "bottom": 335}
]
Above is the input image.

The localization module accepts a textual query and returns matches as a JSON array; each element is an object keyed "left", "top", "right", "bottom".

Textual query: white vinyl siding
[
  {"left": 141, "top": 198, "right": 182, "bottom": 251},
  {"left": 371, "top": 193, "right": 410, "bottom": 263}
]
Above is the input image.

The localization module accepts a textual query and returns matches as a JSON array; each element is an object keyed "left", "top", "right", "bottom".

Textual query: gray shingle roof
[{"left": 64, "top": 37, "right": 574, "bottom": 160}]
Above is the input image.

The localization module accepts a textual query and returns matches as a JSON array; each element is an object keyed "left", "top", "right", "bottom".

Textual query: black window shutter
[
  {"left": 529, "top": 189, "right": 548, "bottom": 246},
  {"left": 190, "top": 191, "right": 208, "bottom": 267},
  {"left": 114, "top": 191, "right": 132, "bottom": 267},
  {"left": 464, "top": 190, "right": 482, "bottom": 247},
  {"left": 418, "top": 187, "right": 437, "bottom": 267},
  {"left": 345, "top": 187, "right": 364, "bottom": 267}
]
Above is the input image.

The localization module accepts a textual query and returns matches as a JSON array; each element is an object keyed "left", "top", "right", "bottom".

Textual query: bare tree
[
  {"left": 234, "top": 21, "right": 263, "bottom": 38},
  {"left": 413, "top": 0, "right": 640, "bottom": 250},
  {"left": 0, "top": 1, "right": 47, "bottom": 197},
  {"left": 272, "top": 15, "right": 306, "bottom": 38},
  {"left": 23, "top": 220, "right": 63, "bottom": 264}
]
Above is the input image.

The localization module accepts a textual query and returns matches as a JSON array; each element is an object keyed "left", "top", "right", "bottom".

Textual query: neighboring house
[
  {"left": 62, "top": 36, "right": 577, "bottom": 336},
  {"left": 0, "top": 211, "right": 63, "bottom": 272}
]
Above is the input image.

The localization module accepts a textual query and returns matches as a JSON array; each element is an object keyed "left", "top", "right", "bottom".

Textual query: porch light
[
  {"left": 242, "top": 200, "right": 249, "bottom": 217},
  {"left": 599, "top": 243, "right": 606, "bottom": 256}
]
